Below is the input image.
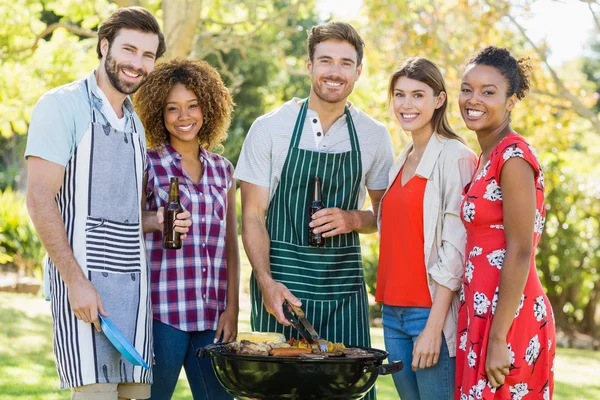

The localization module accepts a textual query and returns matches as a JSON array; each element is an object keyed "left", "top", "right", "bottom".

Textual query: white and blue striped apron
[{"left": 46, "top": 77, "right": 152, "bottom": 389}]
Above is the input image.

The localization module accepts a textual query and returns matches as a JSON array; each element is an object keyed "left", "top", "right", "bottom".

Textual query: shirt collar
[
  {"left": 87, "top": 70, "right": 135, "bottom": 116},
  {"left": 289, "top": 97, "right": 358, "bottom": 120},
  {"left": 160, "top": 142, "right": 215, "bottom": 167},
  {"left": 416, "top": 134, "right": 448, "bottom": 179},
  {"left": 396, "top": 133, "right": 449, "bottom": 180}
]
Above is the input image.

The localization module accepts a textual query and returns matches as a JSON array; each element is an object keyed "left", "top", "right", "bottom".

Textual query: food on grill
[
  {"left": 269, "top": 347, "right": 312, "bottom": 357},
  {"left": 226, "top": 340, "right": 291, "bottom": 356},
  {"left": 287, "top": 337, "right": 346, "bottom": 353},
  {"left": 236, "top": 331, "right": 287, "bottom": 343}
]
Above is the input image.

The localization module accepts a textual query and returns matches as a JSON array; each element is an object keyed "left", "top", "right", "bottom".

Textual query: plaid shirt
[{"left": 145, "top": 144, "right": 233, "bottom": 332}]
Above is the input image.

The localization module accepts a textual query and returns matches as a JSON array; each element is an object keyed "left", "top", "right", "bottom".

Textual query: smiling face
[
  {"left": 459, "top": 64, "right": 516, "bottom": 135},
  {"left": 392, "top": 76, "right": 445, "bottom": 137},
  {"left": 163, "top": 83, "right": 203, "bottom": 146},
  {"left": 100, "top": 29, "right": 159, "bottom": 95},
  {"left": 307, "top": 39, "right": 362, "bottom": 105}
]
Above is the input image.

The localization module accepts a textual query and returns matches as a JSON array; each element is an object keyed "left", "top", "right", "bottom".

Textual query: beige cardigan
[{"left": 377, "top": 133, "right": 477, "bottom": 356}]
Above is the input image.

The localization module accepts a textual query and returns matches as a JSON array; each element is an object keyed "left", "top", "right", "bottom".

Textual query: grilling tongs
[{"left": 283, "top": 301, "right": 329, "bottom": 352}]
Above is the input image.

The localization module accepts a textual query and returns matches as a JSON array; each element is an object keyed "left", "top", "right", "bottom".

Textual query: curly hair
[
  {"left": 134, "top": 58, "right": 233, "bottom": 151},
  {"left": 467, "top": 46, "right": 532, "bottom": 100}
]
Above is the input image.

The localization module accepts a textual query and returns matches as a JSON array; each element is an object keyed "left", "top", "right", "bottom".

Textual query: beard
[
  {"left": 104, "top": 50, "right": 147, "bottom": 95},
  {"left": 312, "top": 76, "right": 353, "bottom": 104}
]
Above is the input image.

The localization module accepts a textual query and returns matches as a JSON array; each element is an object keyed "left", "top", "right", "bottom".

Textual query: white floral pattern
[
  {"left": 543, "top": 386, "right": 550, "bottom": 400},
  {"left": 486, "top": 249, "right": 506, "bottom": 269},
  {"left": 534, "top": 209, "right": 546, "bottom": 235},
  {"left": 525, "top": 334, "right": 541, "bottom": 366},
  {"left": 538, "top": 171, "right": 545, "bottom": 188},
  {"left": 509, "top": 383, "right": 530, "bottom": 400},
  {"left": 474, "top": 160, "right": 491, "bottom": 182},
  {"left": 515, "top": 294, "right": 525, "bottom": 317},
  {"left": 490, "top": 224, "right": 504, "bottom": 229},
  {"left": 463, "top": 200, "right": 476, "bottom": 222},
  {"left": 468, "top": 347, "right": 477, "bottom": 368},
  {"left": 483, "top": 179, "right": 502, "bottom": 201},
  {"left": 491, "top": 287, "right": 499, "bottom": 315},
  {"left": 469, "top": 246, "right": 483, "bottom": 258},
  {"left": 466, "top": 260, "right": 475, "bottom": 283},
  {"left": 459, "top": 331, "right": 468, "bottom": 351},
  {"left": 473, "top": 292, "right": 491, "bottom": 315},
  {"left": 534, "top": 296, "right": 547, "bottom": 322},
  {"left": 503, "top": 146, "right": 525, "bottom": 160},
  {"left": 507, "top": 343, "right": 515, "bottom": 364},
  {"left": 468, "top": 379, "right": 486, "bottom": 400}
]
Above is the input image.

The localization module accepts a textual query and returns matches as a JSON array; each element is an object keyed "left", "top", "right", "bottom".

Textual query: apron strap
[
  {"left": 345, "top": 107, "right": 360, "bottom": 154},
  {"left": 84, "top": 78, "right": 98, "bottom": 123},
  {"left": 288, "top": 99, "right": 308, "bottom": 150}
]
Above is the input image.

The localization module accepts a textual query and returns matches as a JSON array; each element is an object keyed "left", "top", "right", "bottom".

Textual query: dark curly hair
[
  {"left": 467, "top": 46, "right": 532, "bottom": 100},
  {"left": 134, "top": 58, "right": 233, "bottom": 150}
]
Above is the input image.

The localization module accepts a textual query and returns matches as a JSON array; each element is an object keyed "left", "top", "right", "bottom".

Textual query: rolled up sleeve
[{"left": 428, "top": 155, "right": 476, "bottom": 291}]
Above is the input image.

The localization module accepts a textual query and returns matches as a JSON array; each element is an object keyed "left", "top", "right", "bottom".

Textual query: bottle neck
[
  {"left": 312, "top": 178, "right": 322, "bottom": 202},
  {"left": 168, "top": 179, "right": 180, "bottom": 203}
]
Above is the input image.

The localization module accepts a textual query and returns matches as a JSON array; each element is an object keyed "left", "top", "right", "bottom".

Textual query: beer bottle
[
  {"left": 308, "top": 177, "right": 325, "bottom": 247},
  {"left": 163, "top": 177, "right": 184, "bottom": 249}
]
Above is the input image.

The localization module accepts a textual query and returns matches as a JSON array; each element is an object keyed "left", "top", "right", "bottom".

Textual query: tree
[{"left": 0, "top": 0, "right": 318, "bottom": 187}]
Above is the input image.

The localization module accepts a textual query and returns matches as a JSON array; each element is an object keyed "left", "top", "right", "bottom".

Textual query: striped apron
[
  {"left": 46, "top": 78, "right": 152, "bottom": 389},
  {"left": 250, "top": 100, "right": 374, "bottom": 398}
]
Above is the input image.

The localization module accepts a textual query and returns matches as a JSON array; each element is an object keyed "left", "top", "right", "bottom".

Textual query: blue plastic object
[{"left": 99, "top": 314, "right": 150, "bottom": 370}]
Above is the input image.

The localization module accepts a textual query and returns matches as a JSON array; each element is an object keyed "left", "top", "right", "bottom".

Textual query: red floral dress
[{"left": 456, "top": 133, "right": 556, "bottom": 400}]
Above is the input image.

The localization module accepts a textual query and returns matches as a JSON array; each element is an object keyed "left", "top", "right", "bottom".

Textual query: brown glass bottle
[
  {"left": 308, "top": 177, "right": 325, "bottom": 247},
  {"left": 163, "top": 177, "right": 184, "bottom": 249}
]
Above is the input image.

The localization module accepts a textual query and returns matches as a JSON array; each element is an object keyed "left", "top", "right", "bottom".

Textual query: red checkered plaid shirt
[{"left": 145, "top": 144, "right": 233, "bottom": 332}]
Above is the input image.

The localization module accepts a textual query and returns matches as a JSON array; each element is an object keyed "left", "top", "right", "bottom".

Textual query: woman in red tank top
[{"left": 376, "top": 58, "right": 476, "bottom": 400}]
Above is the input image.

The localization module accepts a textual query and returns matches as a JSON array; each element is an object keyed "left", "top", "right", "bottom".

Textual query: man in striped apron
[
  {"left": 25, "top": 8, "right": 188, "bottom": 400},
  {"left": 235, "top": 22, "right": 394, "bottom": 399}
]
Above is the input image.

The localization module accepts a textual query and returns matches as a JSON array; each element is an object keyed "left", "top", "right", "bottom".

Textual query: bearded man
[{"left": 25, "top": 7, "right": 191, "bottom": 400}]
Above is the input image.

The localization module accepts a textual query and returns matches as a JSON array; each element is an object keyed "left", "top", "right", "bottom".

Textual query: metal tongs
[{"left": 283, "top": 301, "right": 329, "bottom": 352}]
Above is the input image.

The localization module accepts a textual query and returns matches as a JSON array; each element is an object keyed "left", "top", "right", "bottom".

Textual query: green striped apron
[{"left": 250, "top": 101, "right": 374, "bottom": 398}]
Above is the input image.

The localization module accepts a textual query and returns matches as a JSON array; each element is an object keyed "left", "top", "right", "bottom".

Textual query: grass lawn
[{"left": 1, "top": 291, "right": 599, "bottom": 399}]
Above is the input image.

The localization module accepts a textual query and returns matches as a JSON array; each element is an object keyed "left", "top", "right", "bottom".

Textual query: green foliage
[
  {"left": 0, "top": 189, "right": 45, "bottom": 277},
  {"left": 536, "top": 150, "right": 600, "bottom": 334},
  {"left": 204, "top": 6, "right": 317, "bottom": 166}
]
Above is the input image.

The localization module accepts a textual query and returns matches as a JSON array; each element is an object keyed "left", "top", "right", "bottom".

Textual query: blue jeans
[
  {"left": 149, "top": 320, "right": 231, "bottom": 400},
  {"left": 382, "top": 305, "right": 455, "bottom": 400}
]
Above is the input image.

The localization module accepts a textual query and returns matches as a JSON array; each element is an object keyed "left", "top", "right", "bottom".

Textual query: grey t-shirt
[{"left": 234, "top": 98, "right": 394, "bottom": 208}]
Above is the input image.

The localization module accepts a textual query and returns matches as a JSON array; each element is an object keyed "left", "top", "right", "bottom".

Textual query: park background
[{"left": 1, "top": 0, "right": 600, "bottom": 398}]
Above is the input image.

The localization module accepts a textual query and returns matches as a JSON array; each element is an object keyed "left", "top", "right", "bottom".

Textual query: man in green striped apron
[{"left": 235, "top": 22, "right": 394, "bottom": 399}]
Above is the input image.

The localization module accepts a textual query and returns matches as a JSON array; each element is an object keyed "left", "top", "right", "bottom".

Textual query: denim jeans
[
  {"left": 382, "top": 305, "right": 455, "bottom": 400},
  {"left": 148, "top": 320, "right": 232, "bottom": 400}
]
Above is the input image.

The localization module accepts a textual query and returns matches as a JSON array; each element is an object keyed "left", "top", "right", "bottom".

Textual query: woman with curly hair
[
  {"left": 456, "top": 46, "right": 555, "bottom": 400},
  {"left": 135, "top": 58, "right": 239, "bottom": 400}
]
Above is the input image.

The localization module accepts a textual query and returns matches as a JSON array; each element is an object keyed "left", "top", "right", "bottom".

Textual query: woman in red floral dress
[{"left": 455, "top": 46, "right": 556, "bottom": 400}]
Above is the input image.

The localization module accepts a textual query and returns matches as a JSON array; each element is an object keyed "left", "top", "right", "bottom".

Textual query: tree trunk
[
  {"left": 583, "top": 276, "right": 600, "bottom": 337},
  {"left": 162, "top": 0, "right": 203, "bottom": 60}
]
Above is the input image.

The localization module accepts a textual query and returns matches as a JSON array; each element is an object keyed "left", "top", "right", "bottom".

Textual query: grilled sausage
[{"left": 269, "top": 347, "right": 312, "bottom": 357}]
